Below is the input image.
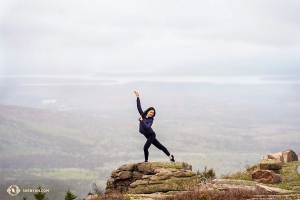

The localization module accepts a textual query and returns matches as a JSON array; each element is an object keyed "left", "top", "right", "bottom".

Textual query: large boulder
[
  {"left": 105, "top": 162, "right": 196, "bottom": 194},
  {"left": 268, "top": 152, "right": 284, "bottom": 163},
  {"left": 252, "top": 169, "right": 282, "bottom": 184},
  {"left": 268, "top": 149, "right": 298, "bottom": 163}
]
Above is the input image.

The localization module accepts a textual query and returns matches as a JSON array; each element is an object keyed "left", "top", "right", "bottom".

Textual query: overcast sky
[{"left": 0, "top": 0, "right": 299, "bottom": 75}]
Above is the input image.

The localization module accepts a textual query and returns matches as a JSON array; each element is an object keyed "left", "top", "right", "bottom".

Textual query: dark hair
[{"left": 142, "top": 107, "right": 156, "bottom": 118}]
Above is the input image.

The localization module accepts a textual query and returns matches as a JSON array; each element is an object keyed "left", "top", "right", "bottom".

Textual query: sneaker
[
  {"left": 144, "top": 160, "right": 148, "bottom": 162},
  {"left": 170, "top": 155, "right": 175, "bottom": 162}
]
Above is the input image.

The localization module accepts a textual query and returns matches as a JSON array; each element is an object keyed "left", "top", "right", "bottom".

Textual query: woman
[{"left": 134, "top": 91, "right": 175, "bottom": 162}]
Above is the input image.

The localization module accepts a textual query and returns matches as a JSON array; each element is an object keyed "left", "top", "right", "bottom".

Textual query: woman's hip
[{"left": 143, "top": 131, "right": 156, "bottom": 138}]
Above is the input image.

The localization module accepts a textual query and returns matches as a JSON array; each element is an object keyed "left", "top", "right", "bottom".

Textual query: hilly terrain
[{"left": 0, "top": 80, "right": 299, "bottom": 199}]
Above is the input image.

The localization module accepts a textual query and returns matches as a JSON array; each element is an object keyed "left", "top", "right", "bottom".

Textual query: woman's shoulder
[
  {"left": 145, "top": 117, "right": 154, "bottom": 121},
  {"left": 148, "top": 117, "right": 154, "bottom": 121}
]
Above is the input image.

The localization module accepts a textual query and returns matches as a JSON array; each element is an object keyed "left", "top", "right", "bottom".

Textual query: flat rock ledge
[{"left": 105, "top": 162, "right": 197, "bottom": 195}]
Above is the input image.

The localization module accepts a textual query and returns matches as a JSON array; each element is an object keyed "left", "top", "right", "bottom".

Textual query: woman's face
[{"left": 146, "top": 110, "right": 155, "bottom": 118}]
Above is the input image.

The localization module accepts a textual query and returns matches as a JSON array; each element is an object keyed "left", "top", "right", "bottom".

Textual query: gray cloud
[{"left": 0, "top": 0, "right": 299, "bottom": 75}]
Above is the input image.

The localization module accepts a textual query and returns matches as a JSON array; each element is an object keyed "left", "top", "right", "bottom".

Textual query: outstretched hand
[{"left": 134, "top": 91, "right": 139, "bottom": 97}]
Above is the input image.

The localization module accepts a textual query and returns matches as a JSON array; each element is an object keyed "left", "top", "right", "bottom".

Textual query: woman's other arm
[{"left": 140, "top": 118, "right": 153, "bottom": 130}]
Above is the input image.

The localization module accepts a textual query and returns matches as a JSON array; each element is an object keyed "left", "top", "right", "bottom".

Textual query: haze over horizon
[
  {"left": 0, "top": 2, "right": 299, "bottom": 198},
  {"left": 1, "top": 0, "right": 299, "bottom": 76}
]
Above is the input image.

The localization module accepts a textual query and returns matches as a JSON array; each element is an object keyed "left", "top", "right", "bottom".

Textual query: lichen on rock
[
  {"left": 105, "top": 162, "right": 197, "bottom": 194},
  {"left": 260, "top": 158, "right": 282, "bottom": 170}
]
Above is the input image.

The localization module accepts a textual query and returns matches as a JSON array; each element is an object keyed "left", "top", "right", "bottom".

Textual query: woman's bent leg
[
  {"left": 152, "top": 138, "right": 170, "bottom": 156},
  {"left": 144, "top": 134, "right": 156, "bottom": 161}
]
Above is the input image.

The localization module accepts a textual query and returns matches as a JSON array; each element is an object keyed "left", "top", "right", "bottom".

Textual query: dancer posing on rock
[{"left": 134, "top": 91, "right": 175, "bottom": 162}]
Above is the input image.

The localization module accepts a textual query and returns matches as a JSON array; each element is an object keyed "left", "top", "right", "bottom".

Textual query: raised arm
[{"left": 134, "top": 91, "right": 143, "bottom": 115}]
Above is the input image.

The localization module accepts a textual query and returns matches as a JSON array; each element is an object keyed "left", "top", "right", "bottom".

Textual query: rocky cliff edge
[{"left": 105, "top": 162, "right": 197, "bottom": 194}]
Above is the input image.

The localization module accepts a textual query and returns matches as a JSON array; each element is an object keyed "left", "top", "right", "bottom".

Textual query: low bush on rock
[{"left": 197, "top": 166, "right": 216, "bottom": 182}]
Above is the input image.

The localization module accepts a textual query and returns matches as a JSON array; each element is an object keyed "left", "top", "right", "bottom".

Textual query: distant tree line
[{"left": 22, "top": 185, "right": 77, "bottom": 200}]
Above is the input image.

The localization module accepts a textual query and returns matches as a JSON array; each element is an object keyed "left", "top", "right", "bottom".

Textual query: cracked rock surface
[{"left": 105, "top": 162, "right": 196, "bottom": 194}]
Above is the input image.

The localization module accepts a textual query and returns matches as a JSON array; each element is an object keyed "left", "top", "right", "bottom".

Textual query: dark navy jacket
[{"left": 137, "top": 97, "right": 154, "bottom": 135}]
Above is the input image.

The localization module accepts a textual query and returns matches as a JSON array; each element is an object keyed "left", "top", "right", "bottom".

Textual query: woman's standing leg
[{"left": 143, "top": 134, "right": 156, "bottom": 161}]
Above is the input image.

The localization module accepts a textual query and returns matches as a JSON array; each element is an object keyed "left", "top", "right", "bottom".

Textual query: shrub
[
  {"left": 197, "top": 166, "right": 216, "bottom": 182},
  {"left": 65, "top": 189, "right": 77, "bottom": 200},
  {"left": 33, "top": 186, "right": 49, "bottom": 200},
  {"left": 92, "top": 181, "right": 104, "bottom": 196}
]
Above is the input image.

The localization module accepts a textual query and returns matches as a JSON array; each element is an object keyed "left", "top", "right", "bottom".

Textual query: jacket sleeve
[
  {"left": 137, "top": 97, "right": 143, "bottom": 115},
  {"left": 140, "top": 119, "right": 153, "bottom": 129}
]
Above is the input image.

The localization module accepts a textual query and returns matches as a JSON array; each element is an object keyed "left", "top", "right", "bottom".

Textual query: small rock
[
  {"left": 130, "top": 180, "right": 149, "bottom": 188},
  {"left": 142, "top": 175, "right": 153, "bottom": 179},
  {"left": 116, "top": 171, "right": 133, "bottom": 180},
  {"left": 118, "top": 163, "right": 135, "bottom": 171},
  {"left": 156, "top": 171, "right": 172, "bottom": 179},
  {"left": 136, "top": 162, "right": 153, "bottom": 173},
  {"left": 173, "top": 170, "right": 196, "bottom": 177},
  {"left": 256, "top": 184, "right": 293, "bottom": 194},
  {"left": 111, "top": 169, "right": 119, "bottom": 177},
  {"left": 106, "top": 178, "right": 115, "bottom": 186},
  {"left": 133, "top": 171, "right": 143, "bottom": 179}
]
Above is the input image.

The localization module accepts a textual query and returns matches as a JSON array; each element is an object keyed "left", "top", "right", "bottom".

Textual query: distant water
[{"left": 0, "top": 74, "right": 299, "bottom": 85}]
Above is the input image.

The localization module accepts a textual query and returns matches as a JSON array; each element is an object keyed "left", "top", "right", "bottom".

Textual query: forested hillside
[
  {"left": 0, "top": 105, "right": 140, "bottom": 168},
  {"left": 0, "top": 106, "right": 140, "bottom": 199}
]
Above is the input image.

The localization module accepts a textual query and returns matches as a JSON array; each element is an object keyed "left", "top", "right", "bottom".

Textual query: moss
[
  {"left": 174, "top": 170, "right": 195, "bottom": 177},
  {"left": 260, "top": 158, "right": 280, "bottom": 164},
  {"left": 224, "top": 170, "right": 253, "bottom": 181},
  {"left": 270, "top": 161, "right": 300, "bottom": 192},
  {"left": 150, "top": 162, "right": 185, "bottom": 170}
]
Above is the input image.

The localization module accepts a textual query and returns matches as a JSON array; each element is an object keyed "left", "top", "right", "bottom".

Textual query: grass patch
[
  {"left": 270, "top": 161, "right": 300, "bottom": 192},
  {"left": 221, "top": 164, "right": 259, "bottom": 181},
  {"left": 150, "top": 162, "right": 187, "bottom": 170}
]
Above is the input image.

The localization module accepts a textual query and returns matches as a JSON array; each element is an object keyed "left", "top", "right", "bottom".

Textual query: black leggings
[{"left": 143, "top": 132, "right": 170, "bottom": 161}]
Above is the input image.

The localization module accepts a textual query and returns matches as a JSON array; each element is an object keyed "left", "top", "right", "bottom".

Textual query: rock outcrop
[
  {"left": 105, "top": 162, "right": 197, "bottom": 194},
  {"left": 252, "top": 149, "right": 299, "bottom": 184}
]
